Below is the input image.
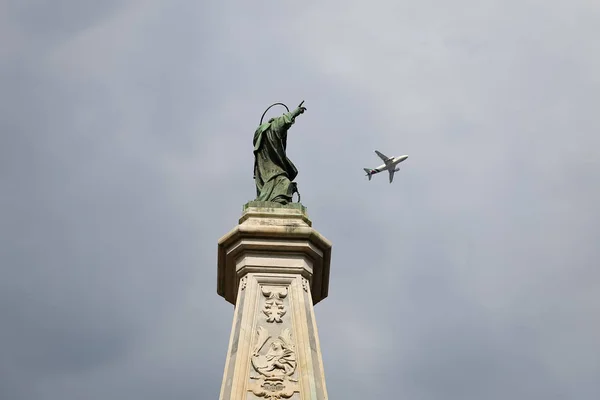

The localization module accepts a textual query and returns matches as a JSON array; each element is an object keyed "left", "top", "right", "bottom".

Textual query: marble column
[{"left": 217, "top": 201, "right": 332, "bottom": 400}]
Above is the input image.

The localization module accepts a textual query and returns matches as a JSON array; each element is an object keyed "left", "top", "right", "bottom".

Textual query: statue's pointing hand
[{"left": 293, "top": 100, "right": 307, "bottom": 117}]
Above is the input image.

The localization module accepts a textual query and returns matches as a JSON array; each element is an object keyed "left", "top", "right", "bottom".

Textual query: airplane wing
[
  {"left": 375, "top": 150, "right": 392, "bottom": 164},
  {"left": 389, "top": 168, "right": 395, "bottom": 183}
]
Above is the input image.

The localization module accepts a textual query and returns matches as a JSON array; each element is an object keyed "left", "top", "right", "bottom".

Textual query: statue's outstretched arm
[
  {"left": 291, "top": 100, "right": 307, "bottom": 118},
  {"left": 270, "top": 101, "right": 306, "bottom": 131}
]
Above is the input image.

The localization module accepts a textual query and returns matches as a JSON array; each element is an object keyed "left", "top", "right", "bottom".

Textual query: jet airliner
[{"left": 364, "top": 150, "right": 408, "bottom": 183}]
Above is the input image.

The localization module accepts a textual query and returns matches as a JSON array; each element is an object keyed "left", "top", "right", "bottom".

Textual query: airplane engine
[{"left": 394, "top": 168, "right": 400, "bottom": 172}]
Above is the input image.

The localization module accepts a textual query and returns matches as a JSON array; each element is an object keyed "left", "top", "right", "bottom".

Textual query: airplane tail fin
[{"left": 363, "top": 168, "right": 373, "bottom": 181}]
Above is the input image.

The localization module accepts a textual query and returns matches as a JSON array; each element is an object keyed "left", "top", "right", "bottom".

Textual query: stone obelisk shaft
[{"left": 217, "top": 202, "right": 331, "bottom": 400}]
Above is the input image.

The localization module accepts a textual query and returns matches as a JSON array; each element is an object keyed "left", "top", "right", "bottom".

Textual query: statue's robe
[{"left": 253, "top": 112, "right": 298, "bottom": 204}]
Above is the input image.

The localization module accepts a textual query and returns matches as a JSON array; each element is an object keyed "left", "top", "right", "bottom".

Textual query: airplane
[{"left": 363, "top": 150, "right": 408, "bottom": 183}]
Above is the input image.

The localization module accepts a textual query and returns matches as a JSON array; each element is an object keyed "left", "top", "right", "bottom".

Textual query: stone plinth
[{"left": 217, "top": 201, "right": 331, "bottom": 400}]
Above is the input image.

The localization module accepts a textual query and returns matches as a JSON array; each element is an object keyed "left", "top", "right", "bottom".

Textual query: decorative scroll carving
[
  {"left": 250, "top": 327, "right": 299, "bottom": 399},
  {"left": 301, "top": 278, "right": 309, "bottom": 293},
  {"left": 261, "top": 286, "right": 288, "bottom": 323},
  {"left": 240, "top": 276, "right": 247, "bottom": 291}
]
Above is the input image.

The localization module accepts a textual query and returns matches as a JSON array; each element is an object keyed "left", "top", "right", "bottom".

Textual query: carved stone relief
[
  {"left": 301, "top": 278, "right": 309, "bottom": 293},
  {"left": 261, "top": 286, "right": 288, "bottom": 323},
  {"left": 250, "top": 326, "right": 299, "bottom": 399}
]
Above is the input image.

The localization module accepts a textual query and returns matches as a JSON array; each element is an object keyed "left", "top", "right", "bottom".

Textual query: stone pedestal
[{"left": 217, "top": 201, "right": 332, "bottom": 400}]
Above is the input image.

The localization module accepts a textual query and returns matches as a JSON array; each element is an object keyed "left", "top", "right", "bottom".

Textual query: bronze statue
[{"left": 253, "top": 101, "right": 306, "bottom": 204}]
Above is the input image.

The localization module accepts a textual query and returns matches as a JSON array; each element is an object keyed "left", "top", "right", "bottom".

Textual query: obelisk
[{"left": 217, "top": 201, "right": 331, "bottom": 400}]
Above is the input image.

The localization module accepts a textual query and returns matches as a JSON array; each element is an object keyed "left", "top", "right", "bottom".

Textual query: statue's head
[{"left": 260, "top": 103, "right": 289, "bottom": 126}]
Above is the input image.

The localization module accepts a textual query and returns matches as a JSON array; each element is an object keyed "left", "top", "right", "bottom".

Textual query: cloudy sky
[{"left": 1, "top": 0, "right": 599, "bottom": 399}]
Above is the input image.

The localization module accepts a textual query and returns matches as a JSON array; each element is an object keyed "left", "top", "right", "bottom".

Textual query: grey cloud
[{"left": 1, "top": 0, "right": 599, "bottom": 399}]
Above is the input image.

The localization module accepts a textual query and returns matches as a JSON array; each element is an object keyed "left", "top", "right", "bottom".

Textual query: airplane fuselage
[
  {"left": 367, "top": 154, "right": 408, "bottom": 175},
  {"left": 364, "top": 151, "right": 408, "bottom": 183}
]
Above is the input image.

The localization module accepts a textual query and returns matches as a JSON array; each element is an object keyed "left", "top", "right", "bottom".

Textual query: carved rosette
[
  {"left": 261, "top": 286, "right": 288, "bottom": 323},
  {"left": 249, "top": 327, "right": 299, "bottom": 399}
]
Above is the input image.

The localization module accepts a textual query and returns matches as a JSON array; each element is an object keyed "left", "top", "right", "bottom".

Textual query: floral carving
[
  {"left": 301, "top": 278, "right": 309, "bottom": 293},
  {"left": 261, "top": 286, "right": 288, "bottom": 323}
]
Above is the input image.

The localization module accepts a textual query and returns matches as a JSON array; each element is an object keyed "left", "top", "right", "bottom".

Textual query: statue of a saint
[{"left": 253, "top": 101, "right": 307, "bottom": 204}]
